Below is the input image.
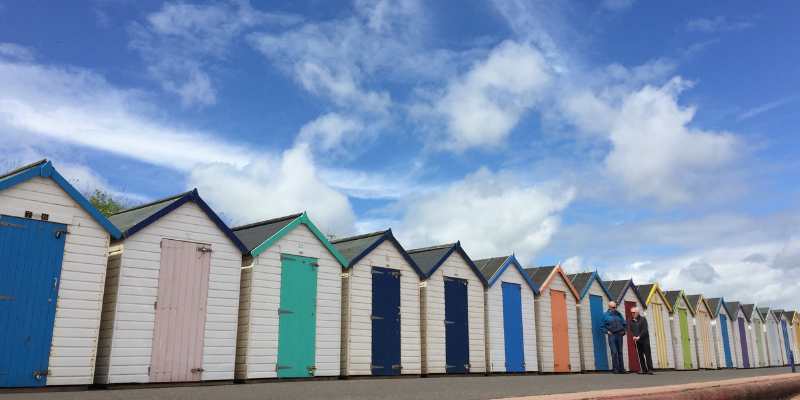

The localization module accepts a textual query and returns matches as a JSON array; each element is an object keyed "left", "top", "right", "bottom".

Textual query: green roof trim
[{"left": 250, "top": 211, "right": 348, "bottom": 267}]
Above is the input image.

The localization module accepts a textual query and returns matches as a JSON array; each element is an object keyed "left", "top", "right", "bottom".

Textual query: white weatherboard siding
[
  {"left": 0, "top": 176, "right": 112, "bottom": 386},
  {"left": 421, "top": 252, "right": 486, "bottom": 374},
  {"left": 576, "top": 281, "right": 610, "bottom": 372},
  {"left": 618, "top": 290, "right": 644, "bottom": 371},
  {"left": 669, "top": 300, "right": 698, "bottom": 370},
  {"left": 644, "top": 297, "right": 674, "bottom": 370},
  {"left": 341, "top": 240, "right": 421, "bottom": 376},
  {"left": 100, "top": 202, "right": 242, "bottom": 383},
  {"left": 94, "top": 250, "right": 122, "bottom": 384},
  {"left": 485, "top": 265, "right": 537, "bottom": 373},
  {"left": 235, "top": 224, "right": 342, "bottom": 379},
  {"left": 534, "top": 275, "right": 580, "bottom": 373}
]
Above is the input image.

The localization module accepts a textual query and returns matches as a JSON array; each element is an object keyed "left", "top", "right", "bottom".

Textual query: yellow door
[{"left": 651, "top": 298, "right": 668, "bottom": 369}]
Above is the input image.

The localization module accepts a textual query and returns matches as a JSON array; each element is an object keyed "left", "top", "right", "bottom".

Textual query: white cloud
[
  {"left": 0, "top": 54, "right": 251, "bottom": 171},
  {"left": 685, "top": 16, "right": 752, "bottom": 33},
  {"left": 563, "top": 77, "right": 742, "bottom": 205},
  {"left": 296, "top": 112, "right": 365, "bottom": 153},
  {"left": 420, "top": 41, "right": 551, "bottom": 152},
  {"left": 129, "top": 0, "right": 299, "bottom": 107},
  {"left": 187, "top": 144, "right": 356, "bottom": 235},
  {"left": 396, "top": 167, "right": 575, "bottom": 262},
  {"left": 0, "top": 42, "right": 34, "bottom": 61},
  {"left": 679, "top": 261, "right": 720, "bottom": 284},
  {"left": 562, "top": 256, "right": 585, "bottom": 274}
]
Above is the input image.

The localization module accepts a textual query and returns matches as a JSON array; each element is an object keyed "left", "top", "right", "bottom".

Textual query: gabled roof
[
  {"left": 744, "top": 304, "right": 765, "bottom": 323},
  {"left": 407, "top": 242, "right": 488, "bottom": 284},
  {"left": 109, "top": 189, "right": 247, "bottom": 253},
  {"left": 707, "top": 297, "right": 732, "bottom": 318},
  {"left": 687, "top": 294, "right": 713, "bottom": 317},
  {"left": 783, "top": 310, "right": 796, "bottom": 322},
  {"left": 0, "top": 160, "right": 121, "bottom": 239},
  {"left": 636, "top": 283, "right": 674, "bottom": 312},
  {"left": 662, "top": 290, "right": 695, "bottom": 316},
  {"left": 773, "top": 309, "right": 785, "bottom": 321},
  {"left": 231, "top": 212, "right": 348, "bottom": 266},
  {"left": 524, "top": 263, "right": 580, "bottom": 300},
  {"left": 604, "top": 278, "right": 646, "bottom": 307},
  {"left": 726, "top": 301, "right": 749, "bottom": 322},
  {"left": 331, "top": 229, "right": 424, "bottom": 278},
  {"left": 566, "top": 271, "right": 612, "bottom": 300},
  {"left": 474, "top": 254, "right": 538, "bottom": 293},
  {"left": 759, "top": 307, "right": 774, "bottom": 321}
]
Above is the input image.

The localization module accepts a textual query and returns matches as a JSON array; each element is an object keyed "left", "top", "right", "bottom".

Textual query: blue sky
[{"left": 1, "top": 0, "right": 799, "bottom": 308}]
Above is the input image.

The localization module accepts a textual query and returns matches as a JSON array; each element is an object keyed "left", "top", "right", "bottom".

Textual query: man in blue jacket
[{"left": 599, "top": 301, "right": 628, "bottom": 374}]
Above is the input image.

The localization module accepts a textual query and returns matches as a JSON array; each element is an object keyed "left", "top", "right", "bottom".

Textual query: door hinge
[
  {"left": 276, "top": 365, "right": 292, "bottom": 370},
  {"left": 154, "top": 301, "right": 157, "bottom": 309},
  {"left": 197, "top": 246, "right": 213, "bottom": 253},
  {"left": 370, "top": 365, "right": 384, "bottom": 370},
  {"left": 31, "top": 370, "right": 50, "bottom": 380},
  {"left": 148, "top": 367, "right": 150, "bottom": 375},
  {"left": 0, "top": 295, "right": 16, "bottom": 300},
  {"left": 307, "top": 366, "right": 316, "bottom": 372},
  {"left": 191, "top": 367, "right": 205, "bottom": 373},
  {"left": 564, "top": 292, "right": 567, "bottom": 298},
  {"left": 278, "top": 308, "right": 294, "bottom": 314},
  {"left": 392, "top": 365, "right": 403, "bottom": 370},
  {"left": 372, "top": 269, "right": 384, "bottom": 274},
  {"left": 465, "top": 364, "right": 471, "bottom": 370},
  {"left": 281, "top": 255, "right": 296, "bottom": 261},
  {"left": 0, "top": 221, "right": 26, "bottom": 228},
  {"left": 370, "top": 315, "right": 384, "bottom": 320}
]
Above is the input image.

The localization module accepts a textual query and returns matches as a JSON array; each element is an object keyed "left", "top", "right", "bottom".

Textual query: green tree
[{"left": 87, "top": 189, "right": 126, "bottom": 217}]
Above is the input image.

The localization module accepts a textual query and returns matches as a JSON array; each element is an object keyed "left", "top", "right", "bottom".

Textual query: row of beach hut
[{"left": 0, "top": 160, "right": 798, "bottom": 388}]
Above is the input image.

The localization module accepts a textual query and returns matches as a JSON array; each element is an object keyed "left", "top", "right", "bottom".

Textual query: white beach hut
[
  {"left": 707, "top": 298, "right": 737, "bottom": 368},
  {"left": 687, "top": 294, "right": 718, "bottom": 369},
  {"left": 605, "top": 279, "right": 647, "bottom": 372},
  {"left": 637, "top": 283, "right": 675, "bottom": 370},
  {"left": 727, "top": 301, "right": 753, "bottom": 369},
  {"left": 663, "top": 290, "right": 699, "bottom": 371},
  {"left": 761, "top": 308, "right": 786, "bottom": 367},
  {"left": 567, "top": 271, "right": 612, "bottom": 372}
]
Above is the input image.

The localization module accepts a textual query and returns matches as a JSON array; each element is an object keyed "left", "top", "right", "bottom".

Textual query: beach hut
[
  {"left": 232, "top": 212, "right": 348, "bottom": 380},
  {"left": 476, "top": 255, "right": 538, "bottom": 373},
  {"left": 707, "top": 298, "right": 736, "bottom": 368},
  {"left": 636, "top": 283, "right": 675, "bottom": 370},
  {"left": 94, "top": 190, "right": 247, "bottom": 385},
  {"left": 605, "top": 279, "right": 646, "bottom": 372},
  {"left": 727, "top": 301, "right": 752, "bottom": 369},
  {"left": 663, "top": 290, "right": 699, "bottom": 370},
  {"left": 778, "top": 310, "right": 797, "bottom": 365},
  {"left": 331, "top": 230, "right": 425, "bottom": 376},
  {"left": 687, "top": 294, "right": 717, "bottom": 369},
  {"left": 525, "top": 264, "right": 581, "bottom": 373},
  {"left": 792, "top": 311, "right": 800, "bottom": 365},
  {"left": 566, "top": 271, "right": 612, "bottom": 372},
  {"left": 0, "top": 160, "right": 122, "bottom": 387},
  {"left": 761, "top": 308, "right": 785, "bottom": 366},
  {"left": 743, "top": 304, "right": 767, "bottom": 368},
  {"left": 407, "top": 242, "right": 487, "bottom": 375}
]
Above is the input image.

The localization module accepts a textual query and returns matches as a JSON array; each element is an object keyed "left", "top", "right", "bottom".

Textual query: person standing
[
  {"left": 629, "top": 307, "right": 654, "bottom": 375},
  {"left": 599, "top": 301, "right": 628, "bottom": 374}
]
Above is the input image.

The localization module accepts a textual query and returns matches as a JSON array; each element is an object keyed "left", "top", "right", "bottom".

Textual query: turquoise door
[
  {"left": 276, "top": 254, "right": 318, "bottom": 378},
  {"left": 0, "top": 216, "right": 67, "bottom": 387}
]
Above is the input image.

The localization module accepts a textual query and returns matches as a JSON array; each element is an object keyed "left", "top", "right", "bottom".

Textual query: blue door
[
  {"left": 444, "top": 277, "right": 469, "bottom": 373},
  {"left": 589, "top": 295, "right": 609, "bottom": 370},
  {"left": 0, "top": 216, "right": 66, "bottom": 387},
  {"left": 371, "top": 267, "right": 401, "bottom": 375},
  {"left": 782, "top": 320, "right": 792, "bottom": 362},
  {"left": 501, "top": 282, "right": 525, "bottom": 372},
  {"left": 719, "top": 314, "right": 733, "bottom": 368}
]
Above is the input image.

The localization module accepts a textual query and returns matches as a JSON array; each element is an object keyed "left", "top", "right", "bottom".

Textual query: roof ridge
[
  {"left": 0, "top": 159, "right": 47, "bottom": 181},
  {"left": 407, "top": 243, "right": 455, "bottom": 253},
  {"left": 232, "top": 212, "right": 303, "bottom": 231},
  {"left": 111, "top": 191, "right": 190, "bottom": 215},
  {"left": 331, "top": 230, "right": 388, "bottom": 244}
]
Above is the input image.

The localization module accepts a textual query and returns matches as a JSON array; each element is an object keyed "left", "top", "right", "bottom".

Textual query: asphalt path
[{"left": 1, "top": 367, "right": 794, "bottom": 400}]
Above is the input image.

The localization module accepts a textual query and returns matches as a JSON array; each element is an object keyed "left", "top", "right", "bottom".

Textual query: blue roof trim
[
  {"left": 119, "top": 189, "right": 248, "bottom": 254},
  {"left": 717, "top": 297, "right": 733, "bottom": 317},
  {"left": 348, "top": 229, "right": 426, "bottom": 278},
  {"left": 488, "top": 254, "right": 539, "bottom": 294},
  {"left": 579, "top": 270, "right": 613, "bottom": 300},
  {"left": 0, "top": 161, "right": 122, "bottom": 239},
  {"left": 426, "top": 241, "right": 489, "bottom": 286}
]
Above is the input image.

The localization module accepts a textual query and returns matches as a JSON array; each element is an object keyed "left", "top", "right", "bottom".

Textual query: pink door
[{"left": 150, "top": 239, "right": 212, "bottom": 382}]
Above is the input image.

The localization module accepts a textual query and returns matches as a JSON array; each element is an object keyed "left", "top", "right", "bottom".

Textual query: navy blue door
[
  {"left": 589, "top": 295, "right": 609, "bottom": 370},
  {"left": 371, "top": 267, "right": 401, "bottom": 375},
  {"left": 782, "top": 320, "right": 792, "bottom": 362},
  {"left": 720, "top": 314, "right": 733, "bottom": 368},
  {"left": 0, "top": 216, "right": 66, "bottom": 387},
  {"left": 501, "top": 282, "right": 525, "bottom": 372},
  {"left": 444, "top": 277, "right": 469, "bottom": 373}
]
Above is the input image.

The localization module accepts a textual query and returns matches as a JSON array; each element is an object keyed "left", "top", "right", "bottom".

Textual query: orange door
[{"left": 550, "top": 289, "right": 571, "bottom": 372}]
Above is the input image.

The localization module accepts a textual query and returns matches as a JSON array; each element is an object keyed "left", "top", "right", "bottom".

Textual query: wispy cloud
[
  {"left": 738, "top": 95, "right": 800, "bottom": 120},
  {"left": 685, "top": 16, "right": 752, "bottom": 33}
]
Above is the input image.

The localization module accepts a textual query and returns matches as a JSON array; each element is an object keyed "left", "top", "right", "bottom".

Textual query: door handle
[{"left": 52, "top": 278, "right": 58, "bottom": 292}]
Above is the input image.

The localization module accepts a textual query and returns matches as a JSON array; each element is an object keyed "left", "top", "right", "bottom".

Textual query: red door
[
  {"left": 551, "top": 289, "right": 571, "bottom": 372},
  {"left": 150, "top": 239, "right": 211, "bottom": 382},
  {"left": 625, "top": 301, "right": 641, "bottom": 372}
]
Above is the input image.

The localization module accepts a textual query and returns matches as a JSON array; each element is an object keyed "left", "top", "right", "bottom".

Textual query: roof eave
[{"left": 250, "top": 211, "right": 348, "bottom": 267}]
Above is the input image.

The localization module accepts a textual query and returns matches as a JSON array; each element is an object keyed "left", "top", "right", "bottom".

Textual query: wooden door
[
  {"left": 277, "top": 254, "right": 318, "bottom": 378},
  {"left": 678, "top": 309, "right": 692, "bottom": 369},
  {"left": 501, "top": 283, "right": 525, "bottom": 372},
  {"left": 150, "top": 239, "right": 211, "bottom": 382},
  {"left": 624, "top": 301, "right": 640, "bottom": 371},
  {"left": 444, "top": 277, "right": 469, "bottom": 373},
  {"left": 698, "top": 311, "right": 712, "bottom": 368},
  {"left": 650, "top": 299, "right": 668, "bottom": 369},
  {"left": 0, "top": 216, "right": 66, "bottom": 387},
  {"left": 720, "top": 314, "right": 733, "bottom": 368},
  {"left": 371, "top": 267, "right": 401, "bottom": 375},
  {"left": 738, "top": 317, "right": 750, "bottom": 368},
  {"left": 550, "top": 289, "right": 570, "bottom": 372},
  {"left": 754, "top": 320, "right": 765, "bottom": 367},
  {"left": 589, "top": 295, "right": 609, "bottom": 370}
]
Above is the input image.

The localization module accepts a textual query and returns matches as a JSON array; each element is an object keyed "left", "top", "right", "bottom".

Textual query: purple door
[
  {"left": 150, "top": 239, "right": 212, "bottom": 382},
  {"left": 738, "top": 317, "right": 750, "bottom": 368}
]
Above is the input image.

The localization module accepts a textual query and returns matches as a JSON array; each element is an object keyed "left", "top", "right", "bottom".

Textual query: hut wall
[
  {"left": 102, "top": 202, "right": 242, "bottom": 383},
  {"left": 485, "top": 265, "right": 537, "bottom": 373},
  {"left": 534, "top": 274, "right": 580, "bottom": 373},
  {"left": 341, "top": 240, "right": 422, "bottom": 376},
  {"left": 236, "top": 224, "right": 342, "bottom": 379},
  {"left": 0, "top": 176, "right": 112, "bottom": 386}
]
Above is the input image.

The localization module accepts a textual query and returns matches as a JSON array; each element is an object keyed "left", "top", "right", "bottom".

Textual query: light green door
[
  {"left": 679, "top": 309, "right": 692, "bottom": 369},
  {"left": 754, "top": 320, "right": 765, "bottom": 367},
  {"left": 277, "top": 254, "right": 318, "bottom": 378}
]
